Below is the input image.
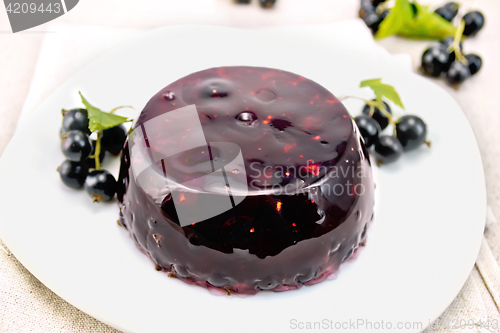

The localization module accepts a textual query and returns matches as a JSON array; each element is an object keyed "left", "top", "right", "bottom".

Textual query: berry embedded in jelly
[{"left": 117, "top": 66, "right": 375, "bottom": 294}]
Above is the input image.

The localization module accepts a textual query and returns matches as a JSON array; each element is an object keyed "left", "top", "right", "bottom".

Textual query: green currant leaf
[
  {"left": 375, "top": 0, "right": 413, "bottom": 39},
  {"left": 397, "top": 3, "right": 457, "bottom": 39},
  {"left": 79, "top": 91, "right": 132, "bottom": 132},
  {"left": 360, "top": 78, "right": 404, "bottom": 109},
  {"left": 375, "top": 0, "right": 456, "bottom": 40}
]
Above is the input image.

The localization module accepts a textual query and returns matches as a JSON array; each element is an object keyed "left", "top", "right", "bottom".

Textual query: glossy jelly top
[
  {"left": 117, "top": 67, "right": 374, "bottom": 292},
  {"left": 135, "top": 67, "right": 354, "bottom": 190}
]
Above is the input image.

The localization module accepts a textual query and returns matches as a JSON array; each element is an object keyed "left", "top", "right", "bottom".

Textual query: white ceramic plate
[{"left": 0, "top": 26, "right": 485, "bottom": 333}]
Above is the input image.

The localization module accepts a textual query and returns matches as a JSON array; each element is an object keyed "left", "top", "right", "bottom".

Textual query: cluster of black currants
[
  {"left": 233, "top": 0, "right": 276, "bottom": 9},
  {"left": 421, "top": 4, "right": 484, "bottom": 85},
  {"left": 359, "top": 0, "right": 390, "bottom": 34},
  {"left": 354, "top": 102, "right": 429, "bottom": 165},
  {"left": 58, "top": 108, "right": 127, "bottom": 202}
]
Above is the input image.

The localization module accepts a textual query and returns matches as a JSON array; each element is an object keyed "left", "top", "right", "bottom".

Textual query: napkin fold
[{"left": 19, "top": 20, "right": 412, "bottom": 122}]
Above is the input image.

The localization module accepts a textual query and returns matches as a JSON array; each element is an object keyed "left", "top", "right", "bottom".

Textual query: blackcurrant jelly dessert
[{"left": 117, "top": 66, "right": 375, "bottom": 294}]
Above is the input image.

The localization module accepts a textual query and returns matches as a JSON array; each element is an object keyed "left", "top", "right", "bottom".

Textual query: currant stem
[
  {"left": 451, "top": 20, "right": 468, "bottom": 64},
  {"left": 109, "top": 105, "right": 135, "bottom": 114},
  {"left": 373, "top": 101, "right": 393, "bottom": 123},
  {"left": 340, "top": 95, "right": 395, "bottom": 127},
  {"left": 94, "top": 130, "right": 103, "bottom": 170},
  {"left": 369, "top": 105, "right": 375, "bottom": 117},
  {"left": 376, "top": 1, "right": 390, "bottom": 14},
  {"left": 342, "top": 95, "right": 392, "bottom": 117},
  {"left": 339, "top": 95, "right": 370, "bottom": 104}
]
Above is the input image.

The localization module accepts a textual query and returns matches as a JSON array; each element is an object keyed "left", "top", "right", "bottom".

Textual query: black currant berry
[
  {"left": 446, "top": 60, "right": 471, "bottom": 85},
  {"left": 86, "top": 140, "right": 106, "bottom": 169},
  {"left": 58, "top": 160, "right": 89, "bottom": 189},
  {"left": 373, "top": 136, "right": 404, "bottom": 164},
  {"left": 421, "top": 45, "right": 454, "bottom": 77},
  {"left": 259, "top": 0, "right": 276, "bottom": 8},
  {"left": 61, "top": 130, "right": 92, "bottom": 162},
  {"left": 395, "top": 115, "right": 428, "bottom": 151},
  {"left": 84, "top": 170, "right": 117, "bottom": 202},
  {"left": 362, "top": 101, "right": 392, "bottom": 130},
  {"left": 363, "top": 11, "right": 388, "bottom": 34},
  {"left": 359, "top": 0, "right": 376, "bottom": 19},
  {"left": 465, "top": 54, "right": 482, "bottom": 75},
  {"left": 61, "top": 108, "right": 90, "bottom": 135},
  {"left": 372, "top": 0, "right": 386, "bottom": 6},
  {"left": 462, "top": 11, "right": 485, "bottom": 36},
  {"left": 101, "top": 125, "right": 127, "bottom": 155},
  {"left": 354, "top": 115, "right": 381, "bottom": 148},
  {"left": 435, "top": 2, "right": 459, "bottom": 22}
]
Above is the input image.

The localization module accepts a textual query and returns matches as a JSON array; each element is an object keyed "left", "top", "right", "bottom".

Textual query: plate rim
[{"left": 0, "top": 24, "right": 486, "bottom": 333}]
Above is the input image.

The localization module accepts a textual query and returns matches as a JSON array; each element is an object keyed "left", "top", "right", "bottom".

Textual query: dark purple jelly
[{"left": 117, "top": 66, "right": 375, "bottom": 294}]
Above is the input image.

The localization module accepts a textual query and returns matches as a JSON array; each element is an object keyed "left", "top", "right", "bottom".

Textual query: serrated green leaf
[
  {"left": 360, "top": 78, "right": 382, "bottom": 88},
  {"left": 375, "top": 0, "right": 456, "bottom": 40},
  {"left": 375, "top": 0, "right": 413, "bottom": 39},
  {"left": 397, "top": 3, "right": 456, "bottom": 39},
  {"left": 360, "top": 78, "right": 404, "bottom": 109},
  {"left": 79, "top": 92, "right": 131, "bottom": 132}
]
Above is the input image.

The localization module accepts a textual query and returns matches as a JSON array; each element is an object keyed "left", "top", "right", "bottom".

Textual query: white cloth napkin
[
  {"left": 3, "top": 21, "right": 499, "bottom": 333},
  {"left": 19, "top": 20, "right": 412, "bottom": 122}
]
